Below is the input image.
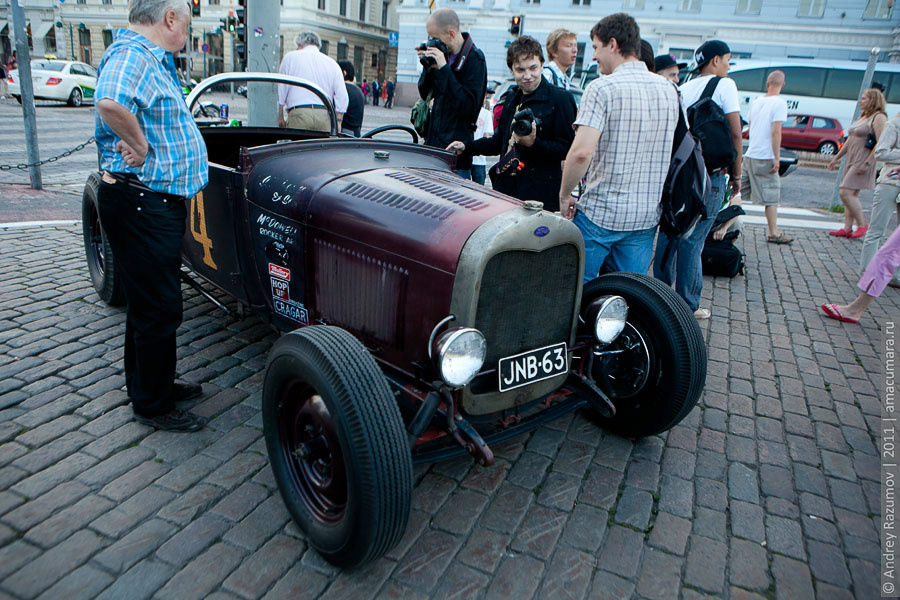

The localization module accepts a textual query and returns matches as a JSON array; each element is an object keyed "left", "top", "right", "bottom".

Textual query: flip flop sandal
[{"left": 820, "top": 303, "right": 859, "bottom": 324}]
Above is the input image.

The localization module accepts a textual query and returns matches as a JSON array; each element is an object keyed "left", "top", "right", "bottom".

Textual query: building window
[
  {"left": 524, "top": 0, "right": 540, "bottom": 4},
  {"left": 865, "top": 0, "right": 892, "bottom": 18},
  {"left": 371, "top": 52, "right": 378, "bottom": 67},
  {"left": 337, "top": 41, "right": 348, "bottom": 60},
  {"left": 102, "top": 29, "right": 113, "bottom": 48},
  {"left": 101, "top": 0, "right": 112, "bottom": 5},
  {"left": 678, "top": 0, "right": 701, "bottom": 11},
  {"left": 339, "top": 0, "right": 347, "bottom": 16},
  {"left": 78, "top": 28, "right": 91, "bottom": 64},
  {"left": 354, "top": 46, "right": 363, "bottom": 79},
  {"left": 797, "top": 0, "right": 825, "bottom": 17},
  {"left": 318, "top": 0, "right": 326, "bottom": 9},
  {"left": 359, "top": 0, "right": 366, "bottom": 20},
  {"left": 321, "top": 40, "right": 329, "bottom": 54},
  {"left": 572, "top": 0, "right": 589, "bottom": 5},
  {"left": 622, "top": 0, "right": 643, "bottom": 8},
  {"left": 735, "top": 0, "right": 760, "bottom": 14},
  {"left": 209, "top": 0, "right": 220, "bottom": 5},
  {"left": 382, "top": 1, "right": 389, "bottom": 26}
]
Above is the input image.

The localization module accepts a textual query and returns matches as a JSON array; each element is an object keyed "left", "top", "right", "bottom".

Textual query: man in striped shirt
[
  {"left": 94, "top": 0, "right": 208, "bottom": 432},
  {"left": 559, "top": 13, "right": 678, "bottom": 282}
]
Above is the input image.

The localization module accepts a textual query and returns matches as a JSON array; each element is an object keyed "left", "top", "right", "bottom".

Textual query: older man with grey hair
[
  {"left": 93, "top": 0, "right": 209, "bottom": 431},
  {"left": 277, "top": 30, "right": 348, "bottom": 131}
]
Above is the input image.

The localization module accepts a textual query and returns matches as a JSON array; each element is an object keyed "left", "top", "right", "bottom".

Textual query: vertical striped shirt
[
  {"left": 575, "top": 61, "right": 678, "bottom": 231},
  {"left": 95, "top": 29, "right": 208, "bottom": 198}
]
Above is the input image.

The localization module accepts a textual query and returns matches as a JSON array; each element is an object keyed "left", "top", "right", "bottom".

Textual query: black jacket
[
  {"left": 418, "top": 33, "right": 487, "bottom": 170},
  {"left": 342, "top": 82, "right": 365, "bottom": 132},
  {"left": 467, "top": 77, "right": 577, "bottom": 212}
]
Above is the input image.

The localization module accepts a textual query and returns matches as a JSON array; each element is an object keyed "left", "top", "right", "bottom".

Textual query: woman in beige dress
[{"left": 827, "top": 88, "right": 888, "bottom": 238}]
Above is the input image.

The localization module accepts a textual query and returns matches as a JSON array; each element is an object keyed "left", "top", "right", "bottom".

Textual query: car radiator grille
[{"left": 473, "top": 244, "right": 579, "bottom": 384}]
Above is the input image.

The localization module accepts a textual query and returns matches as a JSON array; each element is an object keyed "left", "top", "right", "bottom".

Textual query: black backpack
[
  {"left": 686, "top": 77, "right": 737, "bottom": 173},
  {"left": 702, "top": 240, "right": 744, "bottom": 277},
  {"left": 658, "top": 89, "right": 711, "bottom": 269}
]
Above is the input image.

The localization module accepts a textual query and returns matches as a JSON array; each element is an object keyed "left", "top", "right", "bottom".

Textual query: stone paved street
[{"left": 0, "top": 219, "right": 895, "bottom": 599}]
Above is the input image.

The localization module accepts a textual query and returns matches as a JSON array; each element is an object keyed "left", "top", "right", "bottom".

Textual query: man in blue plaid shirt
[{"left": 94, "top": 0, "right": 207, "bottom": 432}]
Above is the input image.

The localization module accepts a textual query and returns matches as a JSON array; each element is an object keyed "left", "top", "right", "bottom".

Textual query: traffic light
[
  {"left": 509, "top": 15, "right": 523, "bottom": 36},
  {"left": 191, "top": 0, "right": 200, "bottom": 17},
  {"left": 234, "top": 0, "right": 246, "bottom": 69},
  {"left": 227, "top": 16, "right": 236, "bottom": 33}
]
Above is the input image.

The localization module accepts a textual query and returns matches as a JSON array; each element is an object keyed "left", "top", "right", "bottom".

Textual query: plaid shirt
[
  {"left": 95, "top": 30, "right": 208, "bottom": 198},
  {"left": 575, "top": 61, "right": 678, "bottom": 231}
]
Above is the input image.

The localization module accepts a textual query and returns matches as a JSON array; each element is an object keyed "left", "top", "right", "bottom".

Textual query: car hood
[{"left": 246, "top": 141, "right": 526, "bottom": 274}]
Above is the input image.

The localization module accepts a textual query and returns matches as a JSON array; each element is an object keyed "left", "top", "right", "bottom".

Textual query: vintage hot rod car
[{"left": 81, "top": 73, "right": 707, "bottom": 568}]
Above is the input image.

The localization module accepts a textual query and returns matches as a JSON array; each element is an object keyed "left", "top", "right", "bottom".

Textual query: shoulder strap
[{"left": 700, "top": 76, "right": 721, "bottom": 101}]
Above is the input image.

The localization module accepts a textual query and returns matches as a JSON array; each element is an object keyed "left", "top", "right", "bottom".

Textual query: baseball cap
[
  {"left": 654, "top": 54, "right": 687, "bottom": 72},
  {"left": 693, "top": 40, "right": 730, "bottom": 71}
]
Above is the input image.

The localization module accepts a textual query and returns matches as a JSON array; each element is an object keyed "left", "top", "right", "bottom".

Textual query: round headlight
[
  {"left": 594, "top": 296, "right": 628, "bottom": 344},
  {"left": 434, "top": 328, "right": 487, "bottom": 388}
]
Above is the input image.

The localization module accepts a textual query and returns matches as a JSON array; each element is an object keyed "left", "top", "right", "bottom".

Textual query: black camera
[
  {"left": 417, "top": 37, "right": 450, "bottom": 68},
  {"left": 512, "top": 108, "right": 539, "bottom": 137}
]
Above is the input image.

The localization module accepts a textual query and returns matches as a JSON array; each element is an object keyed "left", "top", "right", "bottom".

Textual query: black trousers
[{"left": 96, "top": 175, "right": 187, "bottom": 417}]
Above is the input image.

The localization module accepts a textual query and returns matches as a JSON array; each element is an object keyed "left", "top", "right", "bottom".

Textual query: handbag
[
  {"left": 410, "top": 93, "right": 431, "bottom": 137},
  {"left": 865, "top": 116, "right": 878, "bottom": 150}
]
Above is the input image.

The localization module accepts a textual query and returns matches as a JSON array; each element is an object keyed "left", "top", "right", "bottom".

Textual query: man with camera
[
  {"left": 417, "top": 7, "right": 487, "bottom": 178},
  {"left": 447, "top": 36, "right": 576, "bottom": 210}
]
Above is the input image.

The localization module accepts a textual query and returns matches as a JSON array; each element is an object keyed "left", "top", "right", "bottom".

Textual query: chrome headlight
[
  {"left": 591, "top": 296, "right": 628, "bottom": 344},
  {"left": 433, "top": 328, "right": 487, "bottom": 388}
]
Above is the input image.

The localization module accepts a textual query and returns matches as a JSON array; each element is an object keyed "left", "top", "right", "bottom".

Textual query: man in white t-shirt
[
  {"left": 743, "top": 70, "right": 792, "bottom": 244},
  {"left": 543, "top": 29, "right": 578, "bottom": 91},
  {"left": 471, "top": 98, "right": 494, "bottom": 185},
  {"left": 653, "top": 39, "right": 743, "bottom": 320}
]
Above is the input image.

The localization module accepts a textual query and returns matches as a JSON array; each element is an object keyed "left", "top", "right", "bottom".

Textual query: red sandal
[
  {"left": 828, "top": 228, "right": 852, "bottom": 238},
  {"left": 820, "top": 303, "right": 859, "bottom": 324}
]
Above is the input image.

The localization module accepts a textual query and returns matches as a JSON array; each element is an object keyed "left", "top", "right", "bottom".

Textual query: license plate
[{"left": 498, "top": 342, "right": 568, "bottom": 392}]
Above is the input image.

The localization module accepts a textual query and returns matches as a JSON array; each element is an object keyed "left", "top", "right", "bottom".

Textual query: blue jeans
[
  {"left": 574, "top": 211, "right": 657, "bottom": 284},
  {"left": 653, "top": 171, "right": 726, "bottom": 311},
  {"left": 471, "top": 164, "right": 486, "bottom": 185},
  {"left": 456, "top": 169, "right": 472, "bottom": 179}
]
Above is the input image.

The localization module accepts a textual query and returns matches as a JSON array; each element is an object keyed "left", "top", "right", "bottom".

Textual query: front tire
[
  {"left": 818, "top": 141, "right": 838, "bottom": 155},
  {"left": 263, "top": 326, "right": 414, "bottom": 568},
  {"left": 582, "top": 272, "right": 706, "bottom": 437},
  {"left": 68, "top": 87, "right": 83, "bottom": 107},
  {"left": 82, "top": 173, "right": 125, "bottom": 306}
]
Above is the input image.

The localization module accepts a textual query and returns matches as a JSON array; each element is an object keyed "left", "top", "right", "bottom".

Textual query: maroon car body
[{"left": 82, "top": 73, "right": 706, "bottom": 569}]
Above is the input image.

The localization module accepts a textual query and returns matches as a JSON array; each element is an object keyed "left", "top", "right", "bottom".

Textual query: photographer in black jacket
[
  {"left": 418, "top": 7, "right": 487, "bottom": 177},
  {"left": 447, "top": 36, "right": 576, "bottom": 212}
]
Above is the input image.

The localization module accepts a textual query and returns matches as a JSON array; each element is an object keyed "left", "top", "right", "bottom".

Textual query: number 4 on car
[{"left": 81, "top": 72, "right": 707, "bottom": 569}]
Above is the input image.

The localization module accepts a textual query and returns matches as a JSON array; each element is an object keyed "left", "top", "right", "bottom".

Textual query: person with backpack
[
  {"left": 652, "top": 39, "right": 743, "bottom": 320},
  {"left": 543, "top": 29, "right": 577, "bottom": 91},
  {"left": 558, "top": 13, "right": 678, "bottom": 281}
]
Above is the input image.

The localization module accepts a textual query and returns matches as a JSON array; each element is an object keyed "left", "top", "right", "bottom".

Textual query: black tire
[
  {"left": 582, "top": 272, "right": 706, "bottom": 437},
  {"left": 263, "top": 326, "right": 414, "bottom": 568},
  {"left": 68, "top": 87, "right": 83, "bottom": 107},
  {"left": 818, "top": 141, "right": 838, "bottom": 155},
  {"left": 82, "top": 173, "right": 125, "bottom": 306},
  {"left": 194, "top": 103, "right": 220, "bottom": 118}
]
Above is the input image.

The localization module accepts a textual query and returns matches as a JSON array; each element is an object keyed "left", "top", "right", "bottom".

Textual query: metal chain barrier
[{"left": 0, "top": 137, "right": 95, "bottom": 171}]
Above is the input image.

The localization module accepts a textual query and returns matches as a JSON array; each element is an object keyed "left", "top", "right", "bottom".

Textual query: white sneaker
[{"left": 694, "top": 308, "right": 711, "bottom": 320}]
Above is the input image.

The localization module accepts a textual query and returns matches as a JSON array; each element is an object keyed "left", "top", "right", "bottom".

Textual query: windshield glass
[{"left": 31, "top": 60, "right": 66, "bottom": 72}]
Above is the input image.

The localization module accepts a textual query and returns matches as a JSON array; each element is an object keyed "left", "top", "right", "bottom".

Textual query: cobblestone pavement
[{"left": 0, "top": 221, "right": 895, "bottom": 600}]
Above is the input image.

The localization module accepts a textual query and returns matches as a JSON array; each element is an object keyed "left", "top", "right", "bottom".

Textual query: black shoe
[
  {"left": 134, "top": 408, "right": 205, "bottom": 432},
  {"left": 173, "top": 381, "right": 203, "bottom": 404}
]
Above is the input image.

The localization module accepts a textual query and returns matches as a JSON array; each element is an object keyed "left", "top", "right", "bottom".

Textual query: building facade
[
  {"left": 1, "top": 0, "right": 399, "bottom": 84},
  {"left": 394, "top": 0, "right": 900, "bottom": 104}
]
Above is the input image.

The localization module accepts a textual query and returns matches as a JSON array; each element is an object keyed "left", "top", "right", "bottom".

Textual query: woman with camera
[
  {"left": 446, "top": 36, "right": 576, "bottom": 212},
  {"left": 827, "top": 88, "right": 888, "bottom": 238}
]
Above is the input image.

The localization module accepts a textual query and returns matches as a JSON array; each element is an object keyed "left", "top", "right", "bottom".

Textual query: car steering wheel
[{"left": 361, "top": 125, "right": 419, "bottom": 144}]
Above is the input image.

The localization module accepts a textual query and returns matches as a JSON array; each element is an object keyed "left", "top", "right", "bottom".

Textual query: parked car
[
  {"left": 742, "top": 113, "right": 844, "bottom": 155},
  {"left": 8, "top": 59, "right": 97, "bottom": 107},
  {"left": 82, "top": 73, "right": 707, "bottom": 569}
]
